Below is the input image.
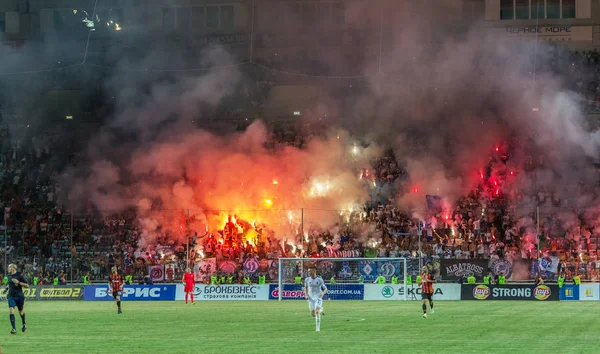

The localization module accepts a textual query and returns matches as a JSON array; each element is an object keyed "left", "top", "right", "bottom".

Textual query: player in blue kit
[{"left": 6, "top": 264, "right": 28, "bottom": 334}]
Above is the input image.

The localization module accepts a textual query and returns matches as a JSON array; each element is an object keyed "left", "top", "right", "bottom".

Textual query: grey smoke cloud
[{"left": 4, "top": 1, "right": 600, "bottom": 246}]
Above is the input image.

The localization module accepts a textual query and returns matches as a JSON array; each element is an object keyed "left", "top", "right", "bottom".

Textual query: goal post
[{"left": 277, "top": 257, "right": 408, "bottom": 301}]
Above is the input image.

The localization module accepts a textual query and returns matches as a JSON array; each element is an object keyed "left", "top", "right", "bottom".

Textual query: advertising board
[
  {"left": 364, "top": 284, "right": 461, "bottom": 301},
  {"left": 559, "top": 284, "right": 579, "bottom": 301},
  {"left": 175, "top": 284, "right": 269, "bottom": 301},
  {"left": 579, "top": 283, "right": 600, "bottom": 301},
  {"left": 83, "top": 285, "right": 176, "bottom": 301},
  {"left": 461, "top": 284, "right": 558, "bottom": 301},
  {"left": 0, "top": 286, "right": 84, "bottom": 300},
  {"left": 268, "top": 284, "right": 364, "bottom": 300}
]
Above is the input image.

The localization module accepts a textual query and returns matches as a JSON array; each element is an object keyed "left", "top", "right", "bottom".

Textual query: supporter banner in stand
[
  {"left": 490, "top": 259, "right": 513, "bottom": 279},
  {"left": 364, "top": 284, "right": 461, "bottom": 301},
  {"left": 269, "top": 284, "right": 364, "bottom": 300},
  {"left": 196, "top": 258, "right": 216, "bottom": 283},
  {"left": 358, "top": 260, "right": 403, "bottom": 282},
  {"left": 84, "top": 285, "right": 176, "bottom": 301},
  {"left": 147, "top": 265, "right": 165, "bottom": 282},
  {"left": 175, "top": 284, "right": 269, "bottom": 301},
  {"left": 243, "top": 257, "right": 260, "bottom": 276},
  {"left": 164, "top": 263, "right": 176, "bottom": 282},
  {"left": 218, "top": 260, "right": 238, "bottom": 275},
  {"left": 579, "top": 283, "right": 600, "bottom": 301},
  {"left": 0, "top": 286, "right": 84, "bottom": 300},
  {"left": 440, "top": 259, "right": 488, "bottom": 281},
  {"left": 461, "top": 284, "right": 559, "bottom": 301},
  {"left": 560, "top": 284, "right": 579, "bottom": 301},
  {"left": 532, "top": 256, "right": 560, "bottom": 278}
]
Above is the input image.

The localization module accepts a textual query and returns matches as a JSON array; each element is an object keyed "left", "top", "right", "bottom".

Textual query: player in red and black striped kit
[
  {"left": 419, "top": 266, "right": 435, "bottom": 319},
  {"left": 108, "top": 267, "right": 124, "bottom": 314}
]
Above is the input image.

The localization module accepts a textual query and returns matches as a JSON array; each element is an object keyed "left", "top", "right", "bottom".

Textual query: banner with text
[
  {"left": 440, "top": 259, "right": 488, "bottom": 281},
  {"left": 494, "top": 25, "right": 593, "bottom": 42},
  {"left": 84, "top": 285, "right": 176, "bottom": 301},
  {"left": 0, "top": 286, "right": 83, "bottom": 300},
  {"left": 269, "top": 284, "right": 364, "bottom": 300},
  {"left": 461, "top": 284, "right": 559, "bottom": 301},
  {"left": 364, "top": 283, "right": 460, "bottom": 301},
  {"left": 175, "top": 284, "right": 269, "bottom": 301}
]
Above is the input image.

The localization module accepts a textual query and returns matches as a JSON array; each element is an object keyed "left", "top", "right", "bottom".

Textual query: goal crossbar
[{"left": 277, "top": 257, "right": 408, "bottom": 301}]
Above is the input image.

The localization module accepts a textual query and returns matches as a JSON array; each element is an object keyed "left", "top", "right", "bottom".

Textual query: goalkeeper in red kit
[
  {"left": 182, "top": 267, "right": 196, "bottom": 304},
  {"left": 108, "top": 266, "right": 124, "bottom": 314}
]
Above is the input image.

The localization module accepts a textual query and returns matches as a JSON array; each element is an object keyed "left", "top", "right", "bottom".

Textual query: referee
[{"left": 6, "top": 264, "right": 28, "bottom": 334}]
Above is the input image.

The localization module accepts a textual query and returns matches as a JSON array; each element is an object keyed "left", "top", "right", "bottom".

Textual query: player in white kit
[{"left": 304, "top": 268, "right": 328, "bottom": 332}]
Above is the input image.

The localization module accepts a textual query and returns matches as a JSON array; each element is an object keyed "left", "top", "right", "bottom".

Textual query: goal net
[{"left": 277, "top": 257, "right": 407, "bottom": 301}]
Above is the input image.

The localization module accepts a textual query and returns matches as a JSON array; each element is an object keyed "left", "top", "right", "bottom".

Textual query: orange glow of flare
[
  {"left": 265, "top": 199, "right": 272, "bottom": 206},
  {"left": 272, "top": 180, "right": 278, "bottom": 185}
]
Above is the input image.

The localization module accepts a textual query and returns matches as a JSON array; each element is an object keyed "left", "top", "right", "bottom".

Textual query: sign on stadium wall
[
  {"left": 364, "top": 284, "right": 461, "bottom": 301},
  {"left": 175, "top": 284, "right": 269, "bottom": 301},
  {"left": 268, "top": 284, "right": 364, "bottom": 300},
  {"left": 493, "top": 25, "right": 593, "bottom": 42},
  {"left": 579, "top": 283, "right": 600, "bottom": 301},
  {"left": 440, "top": 260, "right": 488, "bottom": 281},
  {"left": 0, "top": 286, "right": 83, "bottom": 300},
  {"left": 560, "top": 284, "right": 579, "bottom": 301},
  {"left": 83, "top": 285, "right": 176, "bottom": 301},
  {"left": 461, "top": 284, "right": 559, "bottom": 301}
]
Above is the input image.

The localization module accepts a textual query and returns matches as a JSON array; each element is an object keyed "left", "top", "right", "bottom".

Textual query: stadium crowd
[{"left": 1, "top": 50, "right": 600, "bottom": 284}]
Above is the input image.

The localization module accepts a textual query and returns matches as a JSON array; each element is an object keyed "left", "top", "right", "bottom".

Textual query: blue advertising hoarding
[
  {"left": 84, "top": 285, "right": 177, "bottom": 301},
  {"left": 560, "top": 284, "right": 580, "bottom": 301},
  {"left": 268, "top": 284, "right": 364, "bottom": 300}
]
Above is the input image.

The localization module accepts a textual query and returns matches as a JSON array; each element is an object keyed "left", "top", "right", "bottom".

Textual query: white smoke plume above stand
[{"left": 343, "top": 6, "right": 600, "bottom": 232}]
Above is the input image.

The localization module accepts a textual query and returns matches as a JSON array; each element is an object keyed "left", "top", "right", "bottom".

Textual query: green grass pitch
[{"left": 0, "top": 301, "right": 597, "bottom": 353}]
